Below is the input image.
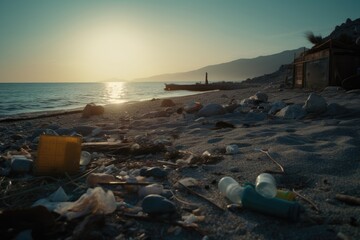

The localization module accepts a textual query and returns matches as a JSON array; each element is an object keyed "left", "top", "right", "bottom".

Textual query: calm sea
[{"left": 0, "top": 82, "right": 200, "bottom": 117}]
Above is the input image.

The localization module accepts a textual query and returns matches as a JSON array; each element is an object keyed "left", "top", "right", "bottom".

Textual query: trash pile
[
  {"left": 0, "top": 130, "right": 307, "bottom": 239},
  {"left": 0, "top": 90, "right": 358, "bottom": 239}
]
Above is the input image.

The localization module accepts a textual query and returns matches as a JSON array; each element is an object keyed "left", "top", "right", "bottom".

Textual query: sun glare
[
  {"left": 78, "top": 25, "right": 144, "bottom": 79},
  {"left": 104, "top": 81, "right": 127, "bottom": 104}
]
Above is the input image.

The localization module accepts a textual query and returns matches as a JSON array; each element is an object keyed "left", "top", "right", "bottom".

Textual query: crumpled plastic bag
[
  {"left": 33, "top": 187, "right": 70, "bottom": 211},
  {"left": 54, "top": 187, "right": 116, "bottom": 220}
]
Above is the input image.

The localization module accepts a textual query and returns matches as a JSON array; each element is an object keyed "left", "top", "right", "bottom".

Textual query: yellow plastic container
[
  {"left": 276, "top": 189, "right": 296, "bottom": 201},
  {"left": 34, "top": 135, "right": 81, "bottom": 175}
]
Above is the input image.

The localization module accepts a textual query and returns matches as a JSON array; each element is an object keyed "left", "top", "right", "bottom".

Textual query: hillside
[{"left": 135, "top": 47, "right": 305, "bottom": 82}]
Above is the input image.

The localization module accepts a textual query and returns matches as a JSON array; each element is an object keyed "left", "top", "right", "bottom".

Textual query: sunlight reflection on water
[{"left": 104, "top": 82, "right": 127, "bottom": 104}]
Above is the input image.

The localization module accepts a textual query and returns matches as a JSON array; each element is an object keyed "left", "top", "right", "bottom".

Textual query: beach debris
[
  {"left": 226, "top": 144, "right": 240, "bottom": 155},
  {"left": 212, "top": 121, "right": 235, "bottom": 130},
  {"left": 140, "top": 166, "right": 167, "bottom": 178},
  {"left": 34, "top": 135, "right": 81, "bottom": 176},
  {"left": 79, "top": 151, "right": 92, "bottom": 166},
  {"left": 161, "top": 99, "right": 176, "bottom": 107},
  {"left": 276, "top": 104, "right": 306, "bottom": 119},
  {"left": 303, "top": 93, "right": 328, "bottom": 113},
  {"left": 184, "top": 101, "right": 203, "bottom": 114},
  {"left": 178, "top": 180, "right": 224, "bottom": 211},
  {"left": 197, "top": 103, "right": 226, "bottom": 117},
  {"left": 335, "top": 193, "right": 360, "bottom": 205},
  {"left": 276, "top": 190, "right": 296, "bottom": 201},
  {"left": 255, "top": 148, "right": 285, "bottom": 174},
  {"left": 86, "top": 173, "right": 117, "bottom": 187},
  {"left": 219, "top": 177, "right": 301, "bottom": 221},
  {"left": 175, "top": 177, "right": 200, "bottom": 188},
  {"left": 255, "top": 173, "right": 277, "bottom": 198},
  {"left": 33, "top": 187, "right": 70, "bottom": 211},
  {"left": 250, "top": 91, "right": 268, "bottom": 103},
  {"left": 82, "top": 103, "right": 105, "bottom": 118},
  {"left": 181, "top": 213, "right": 205, "bottom": 225},
  {"left": 10, "top": 155, "right": 33, "bottom": 174},
  {"left": 141, "top": 194, "right": 177, "bottom": 215},
  {"left": 292, "top": 189, "right": 320, "bottom": 212},
  {"left": 55, "top": 187, "right": 117, "bottom": 220}
]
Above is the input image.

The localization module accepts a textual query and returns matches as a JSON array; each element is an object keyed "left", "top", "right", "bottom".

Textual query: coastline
[{"left": 1, "top": 85, "right": 359, "bottom": 239}]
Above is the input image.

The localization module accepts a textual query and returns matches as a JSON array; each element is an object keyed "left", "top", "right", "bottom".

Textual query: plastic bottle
[
  {"left": 218, "top": 176, "right": 302, "bottom": 221},
  {"left": 276, "top": 190, "right": 296, "bottom": 201},
  {"left": 218, "top": 176, "right": 244, "bottom": 204},
  {"left": 255, "top": 173, "right": 277, "bottom": 198}
]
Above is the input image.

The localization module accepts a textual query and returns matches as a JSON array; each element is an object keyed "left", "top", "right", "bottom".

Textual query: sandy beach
[{"left": 1, "top": 84, "right": 360, "bottom": 239}]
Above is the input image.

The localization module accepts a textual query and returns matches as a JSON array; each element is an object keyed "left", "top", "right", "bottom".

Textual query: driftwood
[
  {"left": 258, "top": 149, "right": 285, "bottom": 174},
  {"left": 293, "top": 189, "right": 320, "bottom": 213},
  {"left": 81, "top": 142, "right": 132, "bottom": 152},
  {"left": 177, "top": 182, "right": 225, "bottom": 211},
  {"left": 335, "top": 194, "right": 360, "bottom": 205}
]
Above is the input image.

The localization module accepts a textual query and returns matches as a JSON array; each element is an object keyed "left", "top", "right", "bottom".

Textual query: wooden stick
[
  {"left": 170, "top": 190, "right": 200, "bottom": 208},
  {"left": 178, "top": 182, "right": 225, "bottom": 211},
  {"left": 293, "top": 189, "right": 320, "bottom": 212},
  {"left": 259, "top": 149, "right": 285, "bottom": 174},
  {"left": 100, "top": 181, "right": 153, "bottom": 186},
  {"left": 157, "top": 160, "right": 178, "bottom": 167},
  {"left": 335, "top": 194, "right": 360, "bottom": 205}
]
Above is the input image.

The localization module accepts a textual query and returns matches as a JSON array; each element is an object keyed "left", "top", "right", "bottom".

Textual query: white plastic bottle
[
  {"left": 218, "top": 176, "right": 244, "bottom": 204},
  {"left": 255, "top": 173, "right": 277, "bottom": 198}
]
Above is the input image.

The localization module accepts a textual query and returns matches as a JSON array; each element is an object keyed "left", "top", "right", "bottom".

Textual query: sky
[{"left": 0, "top": 0, "right": 359, "bottom": 83}]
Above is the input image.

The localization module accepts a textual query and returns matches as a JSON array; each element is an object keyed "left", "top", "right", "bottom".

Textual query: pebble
[
  {"left": 141, "top": 194, "right": 176, "bottom": 215},
  {"left": 140, "top": 167, "right": 167, "bottom": 178}
]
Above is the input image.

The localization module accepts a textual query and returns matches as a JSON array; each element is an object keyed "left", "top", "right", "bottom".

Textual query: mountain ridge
[{"left": 135, "top": 47, "right": 306, "bottom": 82}]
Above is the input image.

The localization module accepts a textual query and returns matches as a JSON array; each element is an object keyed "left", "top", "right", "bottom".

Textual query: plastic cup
[{"left": 255, "top": 173, "right": 277, "bottom": 198}]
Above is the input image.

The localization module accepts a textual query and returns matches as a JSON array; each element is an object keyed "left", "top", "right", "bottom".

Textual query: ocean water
[{"left": 0, "top": 82, "right": 201, "bottom": 117}]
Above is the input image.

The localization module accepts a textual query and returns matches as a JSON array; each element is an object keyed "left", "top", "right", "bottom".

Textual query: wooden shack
[{"left": 293, "top": 39, "right": 360, "bottom": 89}]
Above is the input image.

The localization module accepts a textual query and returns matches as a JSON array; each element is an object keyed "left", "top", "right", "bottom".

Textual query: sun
[{"left": 78, "top": 25, "right": 144, "bottom": 79}]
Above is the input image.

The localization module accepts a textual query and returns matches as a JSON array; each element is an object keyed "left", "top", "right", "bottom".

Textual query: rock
[
  {"left": 323, "top": 103, "right": 348, "bottom": 116},
  {"left": 214, "top": 121, "right": 235, "bottom": 129},
  {"left": 72, "top": 126, "right": 96, "bottom": 136},
  {"left": 140, "top": 167, "right": 167, "bottom": 178},
  {"left": 141, "top": 111, "right": 170, "bottom": 118},
  {"left": 234, "top": 105, "right": 252, "bottom": 114},
  {"left": 303, "top": 93, "right": 328, "bottom": 113},
  {"left": 141, "top": 194, "right": 176, "bottom": 215},
  {"left": 250, "top": 92, "right": 268, "bottom": 102},
  {"left": 268, "top": 101, "right": 287, "bottom": 115},
  {"left": 161, "top": 99, "right": 176, "bottom": 107},
  {"left": 82, "top": 103, "right": 105, "bottom": 118},
  {"left": 240, "top": 98, "right": 258, "bottom": 106},
  {"left": 198, "top": 103, "right": 226, "bottom": 117},
  {"left": 138, "top": 184, "right": 164, "bottom": 198},
  {"left": 276, "top": 104, "right": 306, "bottom": 119},
  {"left": 244, "top": 112, "right": 267, "bottom": 122}
]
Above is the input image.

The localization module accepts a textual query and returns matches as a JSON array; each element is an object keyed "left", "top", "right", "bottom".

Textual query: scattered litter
[{"left": 225, "top": 144, "right": 239, "bottom": 155}]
